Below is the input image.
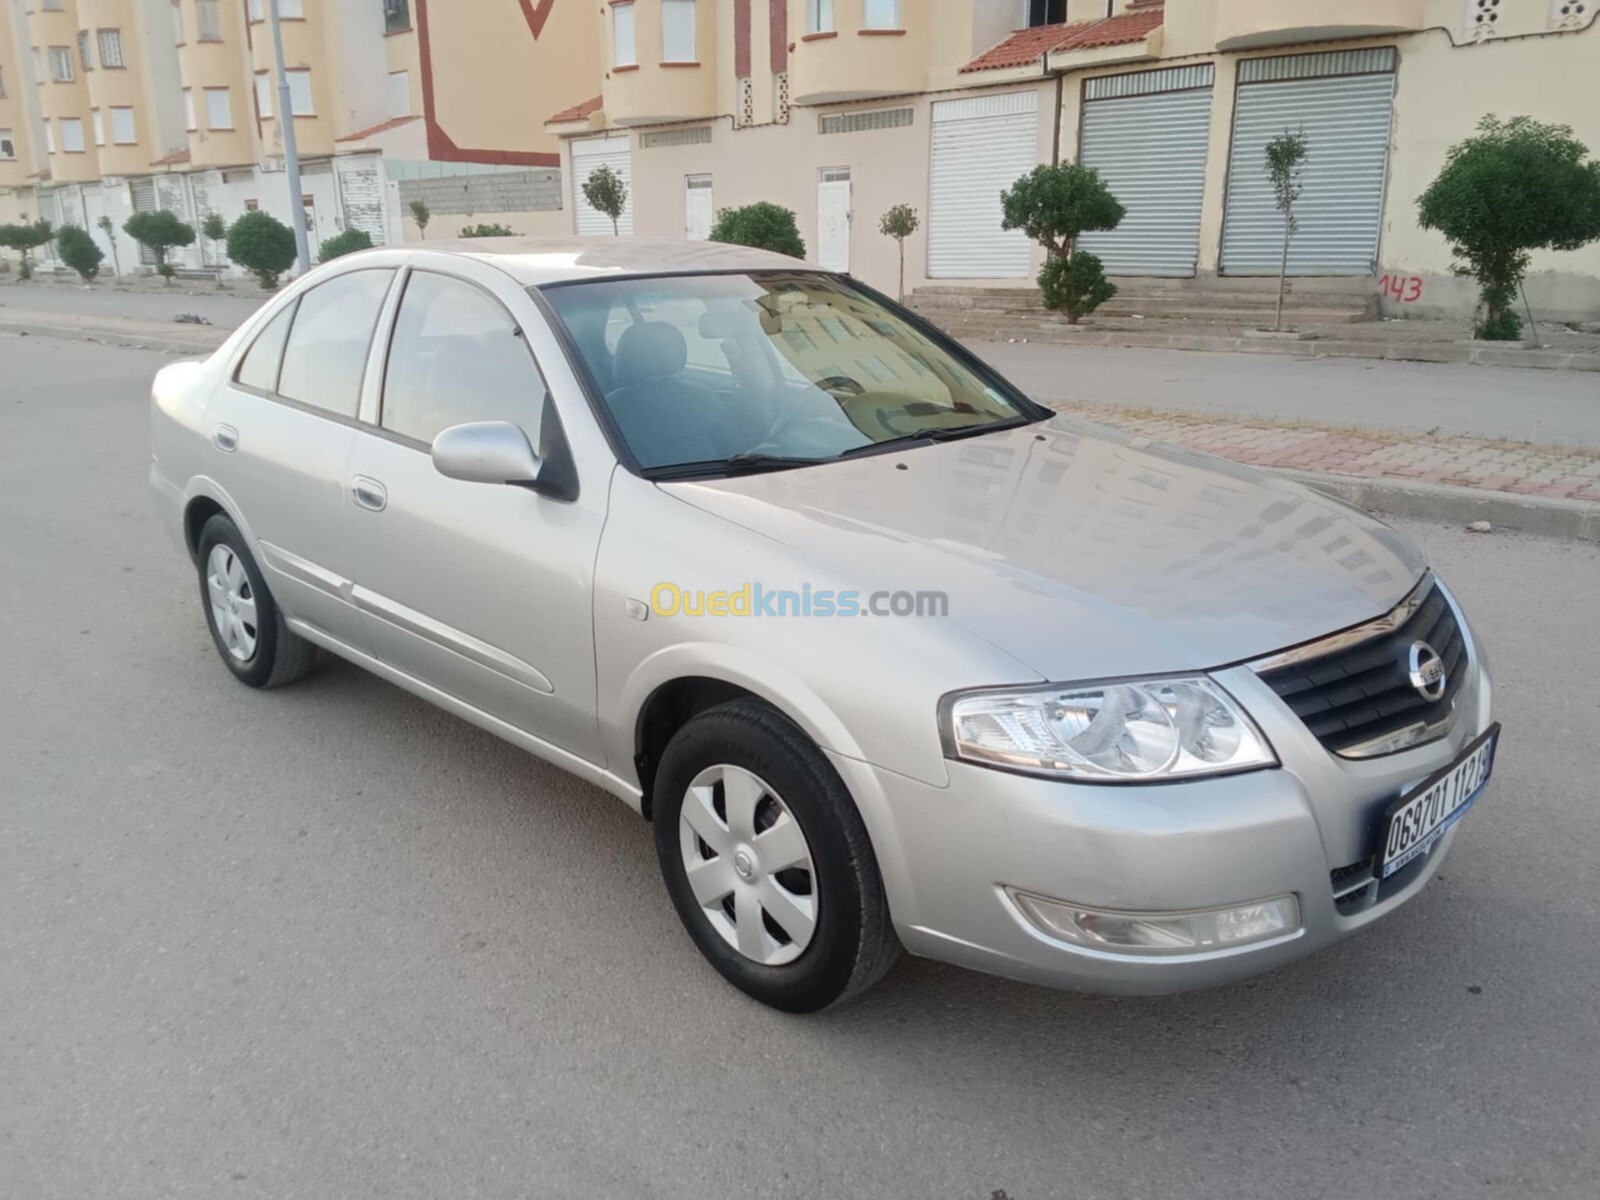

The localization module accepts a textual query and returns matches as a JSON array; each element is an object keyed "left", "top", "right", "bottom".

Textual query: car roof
[{"left": 411, "top": 235, "right": 816, "bottom": 286}]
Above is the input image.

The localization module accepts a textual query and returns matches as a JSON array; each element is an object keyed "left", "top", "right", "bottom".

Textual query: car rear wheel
[
  {"left": 196, "top": 514, "right": 316, "bottom": 689},
  {"left": 652, "top": 700, "right": 900, "bottom": 1012}
]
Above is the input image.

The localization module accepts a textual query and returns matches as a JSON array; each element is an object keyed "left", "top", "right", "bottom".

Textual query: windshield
[{"left": 538, "top": 272, "right": 1042, "bottom": 476}]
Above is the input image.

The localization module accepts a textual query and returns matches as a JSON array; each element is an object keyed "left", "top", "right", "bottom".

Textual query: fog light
[{"left": 1009, "top": 890, "right": 1300, "bottom": 956}]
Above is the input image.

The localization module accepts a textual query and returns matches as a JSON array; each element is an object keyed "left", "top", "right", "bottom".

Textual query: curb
[
  {"left": 1282, "top": 469, "right": 1600, "bottom": 543},
  {"left": 0, "top": 317, "right": 227, "bottom": 356}
]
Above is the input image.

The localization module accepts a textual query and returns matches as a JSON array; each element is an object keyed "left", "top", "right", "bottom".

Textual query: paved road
[
  {"left": 973, "top": 340, "right": 1600, "bottom": 448},
  {"left": 0, "top": 281, "right": 265, "bottom": 328},
  {"left": 3, "top": 338, "right": 1598, "bottom": 1200}
]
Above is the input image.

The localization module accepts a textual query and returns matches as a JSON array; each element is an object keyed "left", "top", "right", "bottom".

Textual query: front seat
[{"left": 605, "top": 322, "right": 725, "bottom": 468}]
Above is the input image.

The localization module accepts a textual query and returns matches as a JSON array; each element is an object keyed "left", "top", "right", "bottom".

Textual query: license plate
[{"left": 1377, "top": 724, "right": 1499, "bottom": 879}]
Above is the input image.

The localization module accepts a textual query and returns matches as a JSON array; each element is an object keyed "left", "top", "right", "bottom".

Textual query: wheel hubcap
[
  {"left": 206, "top": 544, "right": 259, "bottom": 664},
  {"left": 678, "top": 764, "right": 818, "bottom": 966}
]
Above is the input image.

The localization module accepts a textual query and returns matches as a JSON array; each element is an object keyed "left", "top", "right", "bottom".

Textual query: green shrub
[
  {"left": 1001, "top": 163, "right": 1125, "bottom": 323},
  {"left": 408, "top": 198, "right": 431, "bottom": 236},
  {"left": 123, "top": 210, "right": 196, "bottom": 283},
  {"left": 460, "top": 223, "right": 516, "bottom": 238},
  {"left": 226, "top": 210, "right": 298, "bottom": 290},
  {"left": 56, "top": 224, "right": 104, "bottom": 282},
  {"left": 709, "top": 202, "right": 806, "bottom": 259},
  {"left": 878, "top": 203, "right": 919, "bottom": 301},
  {"left": 580, "top": 165, "right": 628, "bottom": 235},
  {"left": 1418, "top": 115, "right": 1600, "bottom": 340},
  {"left": 318, "top": 228, "right": 375, "bottom": 262},
  {"left": 0, "top": 220, "right": 53, "bottom": 280}
]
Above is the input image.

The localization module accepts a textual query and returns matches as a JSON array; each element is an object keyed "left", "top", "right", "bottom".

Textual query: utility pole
[{"left": 268, "top": 0, "right": 311, "bottom": 275}]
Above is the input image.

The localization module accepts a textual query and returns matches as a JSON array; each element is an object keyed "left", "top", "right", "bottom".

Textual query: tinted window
[
  {"left": 234, "top": 301, "right": 296, "bottom": 392},
  {"left": 277, "top": 269, "right": 395, "bottom": 418},
  {"left": 381, "top": 272, "right": 545, "bottom": 445}
]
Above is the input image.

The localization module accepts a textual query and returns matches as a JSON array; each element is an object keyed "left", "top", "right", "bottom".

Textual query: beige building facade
[{"left": 549, "top": 0, "right": 1600, "bottom": 320}]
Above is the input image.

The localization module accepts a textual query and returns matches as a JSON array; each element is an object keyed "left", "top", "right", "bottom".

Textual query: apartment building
[
  {"left": 548, "top": 0, "right": 1600, "bottom": 320},
  {"left": 0, "top": 1, "right": 600, "bottom": 277}
]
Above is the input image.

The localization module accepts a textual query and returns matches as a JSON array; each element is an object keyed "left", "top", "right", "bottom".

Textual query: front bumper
[{"left": 830, "top": 636, "right": 1494, "bottom": 995}]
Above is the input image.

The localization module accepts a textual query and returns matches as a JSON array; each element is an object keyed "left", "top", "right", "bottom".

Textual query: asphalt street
[{"left": 3, "top": 334, "right": 1598, "bottom": 1200}]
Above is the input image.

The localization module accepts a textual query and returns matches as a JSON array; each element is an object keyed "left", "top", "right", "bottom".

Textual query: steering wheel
[{"left": 816, "top": 375, "right": 866, "bottom": 396}]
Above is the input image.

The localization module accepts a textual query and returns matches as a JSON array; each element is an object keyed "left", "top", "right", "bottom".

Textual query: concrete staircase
[{"left": 906, "top": 278, "right": 1376, "bottom": 344}]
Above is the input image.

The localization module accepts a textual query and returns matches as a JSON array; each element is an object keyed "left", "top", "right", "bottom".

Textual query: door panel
[
  {"left": 686, "top": 175, "right": 713, "bottom": 241},
  {"left": 817, "top": 171, "right": 851, "bottom": 272}
]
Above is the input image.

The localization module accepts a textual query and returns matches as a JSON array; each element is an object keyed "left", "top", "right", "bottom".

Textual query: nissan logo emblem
[{"left": 1408, "top": 640, "right": 1447, "bottom": 702}]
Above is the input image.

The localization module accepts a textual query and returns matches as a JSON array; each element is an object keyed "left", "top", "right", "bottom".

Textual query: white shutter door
[
  {"left": 130, "top": 178, "right": 159, "bottom": 265},
  {"left": 1078, "top": 68, "right": 1213, "bottom": 277},
  {"left": 571, "top": 136, "right": 633, "bottom": 235},
  {"left": 1221, "top": 51, "right": 1396, "bottom": 276},
  {"left": 928, "top": 91, "right": 1037, "bottom": 279}
]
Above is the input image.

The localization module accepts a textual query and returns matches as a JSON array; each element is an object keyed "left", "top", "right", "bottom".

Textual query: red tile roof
[
  {"left": 547, "top": 94, "right": 604, "bottom": 125},
  {"left": 150, "top": 148, "right": 192, "bottom": 166},
  {"left": 336, "top": 114, "right": 422, "bottom": 142},
  {"left": 961, "top": 4, "right": 1163, "bottom": 73}
]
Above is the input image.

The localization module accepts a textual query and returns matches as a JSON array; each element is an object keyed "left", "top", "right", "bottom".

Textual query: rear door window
[
  {"left": 276, "top": 269, "right": 396, "bottom": 418},
  {"left": 234, "top": 301, "right": 297, "bottom": 393}
]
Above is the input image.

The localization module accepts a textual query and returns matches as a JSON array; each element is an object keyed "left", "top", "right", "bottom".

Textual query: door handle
[
  {"left": 351, "top": 476, "right": 387, "bottom": 512},
  {"left": 213, "top": 424, "right": 239, "bottom": 452}
]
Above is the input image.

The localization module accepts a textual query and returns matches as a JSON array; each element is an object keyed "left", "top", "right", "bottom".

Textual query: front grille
[
  {"left": 1329, "top": 849, "right": 1434, "bottom": 916},
  {"left": 1257, "top": 583, "right": 1466, "bottom": 756}
]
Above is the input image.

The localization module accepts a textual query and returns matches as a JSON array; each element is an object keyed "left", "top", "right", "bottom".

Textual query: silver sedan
[{"left": 150, "top": 238, "right": 1498, "bottom": 1011}]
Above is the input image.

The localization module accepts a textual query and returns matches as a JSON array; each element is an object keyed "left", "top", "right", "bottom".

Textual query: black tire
[
  {"left": 652, "top": 700, "right": 901, "bottom": 1012},
  {"left": 195, "top": 514, "right": 316, "bottom": 689}
]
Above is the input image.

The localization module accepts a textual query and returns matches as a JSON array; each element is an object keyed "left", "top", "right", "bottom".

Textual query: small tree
[
  {"left": 0, "top": 220, "right": 53, "bottom": 280},
  {"left": 709, "top": 202, "right": 806, "bottom": 259},
  {"left": 318, "top": 228, "right": 374, "bottom": 262},
  {"left": 124, "top": 210, "right": 196, "bottom": 283},
  {"left": 459, "top": 223, "right": 516, "bottom": 238},
  {"left": 1000, "top": 163, "right": 1125, "bottom": 324},
  {"left": 201, "top": 212, "right": 228, "bottom": 280},
  {"left": 97, "top": 215, "right": 122, "bottom": 278},
  {"left": 226, "top": 210, "right": 298, "bottom": 290},
  {"left": 1264, "top": 130, "right": 1308, "bottom": 332},
  {"left": 581, "top": 164, "right": 628, "bottom": 235},
  {"left": 56, "top": 224, "right": 104, "bottom": 282},
  {"left": 1419, "top": 115, "right": 1600, "bottom": 341},
  {"left": 408, "top": 198, "right": 431, "bottom": 238},
  {"left": 879, "top": 204, "right": 919, "bottom": 301}
]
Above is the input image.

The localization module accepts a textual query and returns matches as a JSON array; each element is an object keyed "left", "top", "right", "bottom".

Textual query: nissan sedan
[{"left": 150, "top": 238, "right": 1498, "bottom": 1011}]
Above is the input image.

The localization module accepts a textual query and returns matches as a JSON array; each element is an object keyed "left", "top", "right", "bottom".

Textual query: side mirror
[{"left": 431, "top": 421, "right": 543, "bottom": 488}]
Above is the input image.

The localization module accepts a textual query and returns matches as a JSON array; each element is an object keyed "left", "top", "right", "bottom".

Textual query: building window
[
  {"left": 206, "top": 87, "right": 233, "bottom": 128},
  {"left": 387, "top": 70, "right": 410, "bottom": 118},
  {"left": 111, "top": 107, "right": 137, "bottom": 144},
  {"left": 862, "top": 0, "right": 899, "bottom": 28},
  {"left": 172, "top": 1, "right": 185, "bottom": 45},
  {"left": 248, "top": 0, "right": 303, "bottom": 18},
  {"left": 99, "top": 30, "right": 125, "bottom": 69},
  {"left": 49, "top": 47, "right": 76, "bottom": 83},
  {"left": 612, "top": 2, "right": 636, "bottom": 67},
  {"left": 184, "top": 88, "right": 196, "bottom": 130},
  {"left": 0, "top": 129, "right": 15, "bottom": 160},
  {"left": 1020, "top": 0, "right": 1066, "bottom": 27},
  {"left": 384, "top": 0, "right": 411, "bottom": 34},
  {"left": 255, "top": 73, "right": 272, "bottom": 118},
  {"left": 662, "top": 0, "right": 696, "bottom": 62},
  {"left": 61, "top": 117, "right": 85, "bottom": 152},
  {"left": 287, "top": 69, "right": 314, "bottom": 116},
  {"left": 197, "top": 0, "right": 222, "bottom": 40},
  {"left": 806, "top": 0, "right": 834, "bottom": 33},
  {"left": 92, "top": 109, "right": 105, "bottom": 145},
  {"left": 78, "top": 30, "right": 94, "bottom": 72},
  {"left": 44, "top": 120, "right": 54, "bottom": 155}
]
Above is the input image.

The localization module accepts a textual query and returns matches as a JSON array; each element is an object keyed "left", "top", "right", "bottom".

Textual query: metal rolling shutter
[
  {"left": 1077, "top": 66, "right": 1214, "bottom": 277},
  {"left": 130, "top": 177, "right": 159, "bottom": 265},
  {"left": 571, "top": 135, "right": 634, "bottom": 236},
  {"left": 1220, "top": 48, "right": 1397, "bottom": 276},
  {"left": 928, "top": 91, "right": 1038, "bottom": 279}
]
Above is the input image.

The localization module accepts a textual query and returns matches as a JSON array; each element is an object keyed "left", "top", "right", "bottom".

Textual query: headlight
[{"left": 941, "top": 676, "right": 1276, "bottom": 782}]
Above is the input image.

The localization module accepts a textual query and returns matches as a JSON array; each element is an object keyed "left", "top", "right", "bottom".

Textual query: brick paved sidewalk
[{"left": 1072, "top": 404, "right": 1600, "bottom": 503}]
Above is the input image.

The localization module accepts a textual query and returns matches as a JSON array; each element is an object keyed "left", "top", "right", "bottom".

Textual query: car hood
[{"left": 662, "top": 415, "right": 1427, "bottom": 682}]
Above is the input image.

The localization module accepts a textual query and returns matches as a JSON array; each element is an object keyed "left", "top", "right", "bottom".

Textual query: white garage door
[
  {"left": 928, "top": 91, "right": 1038, "bottom": 279},
  {"left": 1220, "top": 47, "right": 1396, "bottom": 276},
  {"left": 1077, "top": 65, "right": 1214, "bottom": 278},
  {"left": 571, "top": 135, "right": 634, "bottom": 236}
]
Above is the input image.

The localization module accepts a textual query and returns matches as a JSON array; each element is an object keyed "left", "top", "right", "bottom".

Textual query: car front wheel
[{"left": 652, "top": 700, "right": 900, "bottom": 1012}]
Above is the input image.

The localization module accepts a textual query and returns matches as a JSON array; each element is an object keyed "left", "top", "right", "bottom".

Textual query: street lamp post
[{"left": 268, "top": 0, "right": 311, "bottom": 275}]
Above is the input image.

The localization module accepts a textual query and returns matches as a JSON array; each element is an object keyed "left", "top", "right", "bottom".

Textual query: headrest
[
  {"left": 698, "top": 305, "right": 763, "bottom": 339},
  {"left": 615, "top": 322, "right": 688, "bottom": 386}
]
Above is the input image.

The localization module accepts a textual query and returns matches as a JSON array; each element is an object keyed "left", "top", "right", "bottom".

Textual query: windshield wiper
[
  {"left": 837, "top": 417, "right": 1032, "bottom": 459},
  {"left": 645, "top": 451, "right": 823, "bottom": 480}
]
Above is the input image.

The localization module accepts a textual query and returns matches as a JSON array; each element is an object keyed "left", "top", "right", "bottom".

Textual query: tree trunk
[
  {"left": 897, "top": 239, "right": 905, "bottom": 303},
  {"left": 611, "top": 215, "right": 619, "bottom": 236},
  {"left": 1274, "top": 206, "right": 1291, "bottom": 332}
]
